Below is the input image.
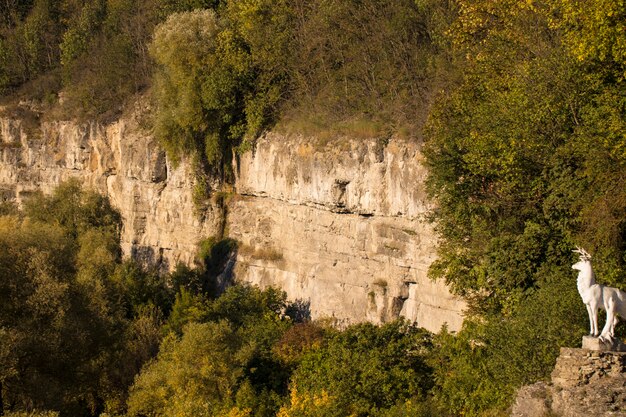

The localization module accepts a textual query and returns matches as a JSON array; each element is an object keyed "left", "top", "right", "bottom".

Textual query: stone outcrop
[
  {"left": 512, "top": 346, "right": 626, "bottom": 417},
  {"left": 0, "top": 105, "right": 465, "bottom": 332}
]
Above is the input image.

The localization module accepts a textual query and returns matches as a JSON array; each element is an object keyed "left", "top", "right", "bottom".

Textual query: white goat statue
[{"left": 573, "top": 247, "right": 626, "bottom": 343}]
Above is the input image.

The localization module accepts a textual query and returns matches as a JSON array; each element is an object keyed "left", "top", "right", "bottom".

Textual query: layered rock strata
[
  {"left": 0, "top": 107, "right": 465, "bottom": 332},
  {"left": 0, "top": 106, "right": 223, "bottom": 269},
  {"left": 230, "top": 135, "right": 465, "bottom": 330},
  {"left": 512, "top": 346, "right": 626, "bottom": 416}
]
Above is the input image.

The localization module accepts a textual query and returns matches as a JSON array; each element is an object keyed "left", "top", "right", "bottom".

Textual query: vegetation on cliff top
[
  {"left": 0, "top": 0, "right": 450, "bottom": 170},
  {"left": 1, "top": 0, "right": 626, "bottom": 416}
]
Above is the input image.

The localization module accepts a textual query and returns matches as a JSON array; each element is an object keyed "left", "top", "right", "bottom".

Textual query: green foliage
[
  {"left": 0, "top": 182, "right": 162, "bottom": 416},
  {"left": 0, "top": 201, "right": 18, "bottom": 215},
  {"left": 556, "top": 0, "right": 626, "bottom": 81},
  {"left": 205, "top": 285, "right": 287, "bottom": 327},
  {"left": 149, "top": 9, "right": 252, "bottom": 174},
  {"left": 165, "top": 237, "right": 238, "bottom": 298},
  {"left": 59, "top": 0, "right": 160, "bottom": 119},
  {"left": 422, "top": 0, "right": 626, "bottom": 413},
  {"left": 378, "top": 399, "right": 440, "bottom": 417},
  {"left": 278, "top": 0, "right": 453, "bottom": 136},
  {"left": 2, "top": 2, "right": 626, "bottom": 416},
  {"left": 0, "top": 0, "right": 63, "bottom": 94},
  {"left": 0, "top": 0, "right": 159, "bottom": 118},
  {"left": 99, "top": 305, "right": 164, "bottom": 414},
  {"left": 430, "top": 273, "right": 586, "bottom": 416},
  {"left": 288, "top": 321, "right": 433, "bottom": 417},
  {"left": 3, "top": 412, "right": 59, "bottom": 417},
  {"left": 165, "top": 288, "right": 210, "bottom": 335},
  {"left": 112, "top": 260, "right": 174, "bottom": 316},
  {"left": 128, "top": 285, "right": 292, "bottom": 417},
  {"left": 0, "top": 0, "right": 455, "bottom": 147},
  {"left": 24, "top": 178, "right": 121, "bottom": 239},
  {"left": 59, "top": 0, "right": 105, "bottom": 68},
  {"left": 273, "top": 323, "right": 326, "bottom": 366},
  {"left": 0, "top": 216, "right": 115, "bottom": 414},
  {"left": 423, "top": 0, "right": 626, "bottom": 307},
  {"left": 157, "top": 0, "right": 221, "bottom": 16},
  {"left": 127, "top": 321, "right": 249, "bottom": 417},
  {"left": 148, "top": 0, "right": 454, "bottom": 177}
]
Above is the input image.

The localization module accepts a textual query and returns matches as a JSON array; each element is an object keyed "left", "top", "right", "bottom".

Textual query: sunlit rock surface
[
  {"left": 512, "top": 347, "right": 626, "bottom": 417},
  {"left": 0, "top": 106, "right": 464, "bottom": 332}
]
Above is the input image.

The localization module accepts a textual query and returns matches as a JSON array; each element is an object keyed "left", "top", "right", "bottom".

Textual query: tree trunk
[{"left": 0, "top": 380, "right": 4, "bottom": 416}]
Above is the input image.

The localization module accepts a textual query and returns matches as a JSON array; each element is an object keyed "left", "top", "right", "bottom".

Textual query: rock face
[
  {"left": 512, "top": 347, "right": 626, "bottom": 417},
  {"left": 230, "top": 135, "right": 464, "bottom": 330},
  {"left": 0, "top": 107, "right": 465, "bottom": 332},
  {"left": 0, "top": 106, "right": 223, "bottom": 269}
]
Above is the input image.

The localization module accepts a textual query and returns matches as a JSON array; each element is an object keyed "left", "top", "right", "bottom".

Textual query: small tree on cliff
[{"left": 149, "top": 9, "right": 252, "bottom": 178}]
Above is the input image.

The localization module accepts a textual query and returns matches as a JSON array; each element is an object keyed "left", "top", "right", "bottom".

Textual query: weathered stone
[
  {"left": 0, "top": 105, "right": 466, "bottom": 332},
  {"left": 514, "top": 346, "right": 626, "bottom": 416},
  {"left": 551, "top": 374, "right": 626, "bottom": 417},
  {"left": 510, "top": 382, "right": 551, "bottom": 417},
  {"left": 231, "top": 134, "right": 465, "bottom": 330},
  {"left": 228, "top": 195, "right": 464, "bottom": 330},
  {"left": 0, "top": 104, "right": 222, "bottom": 270},
  {"left": 552, "top": 347, "right": 626, "bottom": 390},
  {"left": 582, "top": 335, "right": 626, "bottom": 352}
]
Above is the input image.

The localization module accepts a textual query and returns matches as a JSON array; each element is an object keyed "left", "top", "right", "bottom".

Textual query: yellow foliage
[
  {"left": 218, "top": 407, "right": 252, "bottom": 417},
  {"left": 555, "top": 0, "right": 626, "bottom": 78},
  {"left": 276, "top": 386, "right": 335, "bottom": 417}
]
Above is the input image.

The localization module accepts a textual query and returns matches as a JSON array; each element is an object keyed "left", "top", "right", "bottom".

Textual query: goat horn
[{"left": 573, "top": 247, "right": 591, "bottom": 260}]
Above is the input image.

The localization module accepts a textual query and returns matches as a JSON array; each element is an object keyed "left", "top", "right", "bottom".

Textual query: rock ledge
[{"left": 512, "top": 346, "right": 626, "bottom": 417}]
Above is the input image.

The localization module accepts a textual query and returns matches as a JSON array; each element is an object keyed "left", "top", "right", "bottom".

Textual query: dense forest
[{"left": 1, "top": 0, "right": 625, "bottom": 416}]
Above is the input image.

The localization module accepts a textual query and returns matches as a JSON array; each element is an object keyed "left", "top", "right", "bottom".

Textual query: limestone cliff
[
  {"left": 0, "top": 105, "right": 464, "bottom": 332},
  {"left": 229, "top": 135, "right": 464, "bottom": 330},
  {"left": 0, "top": 104, "right": 223, "bottom": 269}
]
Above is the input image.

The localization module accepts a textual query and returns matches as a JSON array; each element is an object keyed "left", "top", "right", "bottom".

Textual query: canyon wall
[{"left": 0, "top": 105, "right": 464, "bottom": 332}]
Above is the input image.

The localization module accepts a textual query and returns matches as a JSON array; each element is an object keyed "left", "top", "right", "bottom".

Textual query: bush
[
  {"left": 287, "top": 321, "right": 434, "bottom": 417},
  {"left": 149, "top": 9, "right": 249, "bottom": 174}
]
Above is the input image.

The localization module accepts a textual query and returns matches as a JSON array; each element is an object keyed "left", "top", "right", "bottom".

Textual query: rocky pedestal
[
  {"left": 512, "top": 341, "right": 626, "bottom": 417},
  {"left": 582, "top": 335, "right": 626, "bottom": 352}
]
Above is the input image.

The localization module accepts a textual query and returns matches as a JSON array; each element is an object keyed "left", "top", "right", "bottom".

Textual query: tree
[
  {"left": 60, "top": 0, "right": 161, "bottom": 119},
  {"left": 149, "top": 8, "right": 251, "bottom": 175},
  {"left": 422, "top": 0, "right": 626, "bottom": 413},
  {"left": 0, "top": 0, "right": 63, "bottom": 94},
  {"left": 128, "top": 285, "right": 292, "bottom": 417},
  {"left": 286, "top": 321, "right": 433, "bottom": 417},
  {"left": 556, "top": 0, "right": 626, "bottom": 81},
  {"left": 0, "top": 216, "right": 103, "bottom": 414},
  {"left": 24, "top": 178, "right": 121, "bottom": 240},
  {"left": 429, "top": 273, "right": 586, "bottom": 416},
  {"left": 127, "top": 321, "right": 258, "bottom": 417},
  {"left": 0, "top": 182, "right": 158, "bottom": 416}
]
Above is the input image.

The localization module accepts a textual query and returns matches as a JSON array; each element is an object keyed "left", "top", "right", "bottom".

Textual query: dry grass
[
  {"left": 239, "top": 244, "right": 284, "bottom": 262},
  {"left": 373, "top": 279, "right": 388, "bottom": 288},
  {"left": 0, "top": 104, "right": 42, "bottom": 141}
]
